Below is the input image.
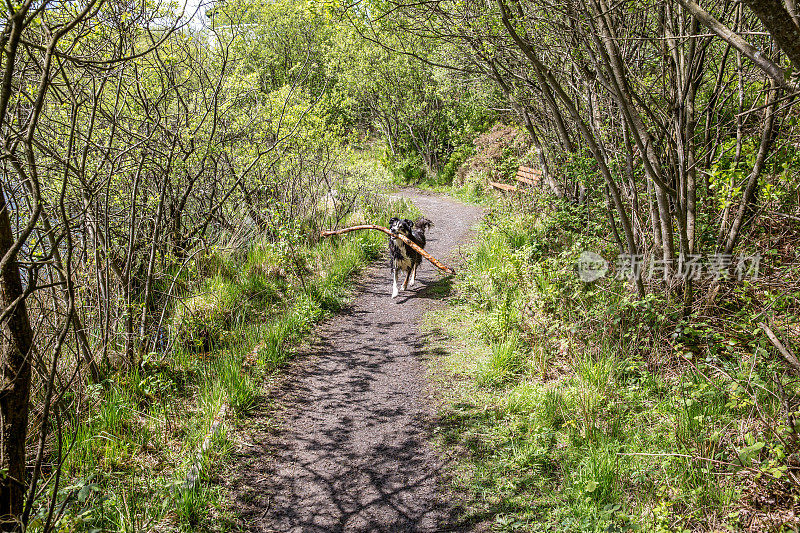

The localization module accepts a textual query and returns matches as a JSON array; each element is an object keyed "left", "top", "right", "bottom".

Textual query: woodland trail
[{"left": 224, "top": 190, "right": 485, "bottom": 532}]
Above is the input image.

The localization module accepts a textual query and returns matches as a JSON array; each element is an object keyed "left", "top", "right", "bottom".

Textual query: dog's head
[{"left": 389, "top": 217, "right": 413, "bottom": 237}]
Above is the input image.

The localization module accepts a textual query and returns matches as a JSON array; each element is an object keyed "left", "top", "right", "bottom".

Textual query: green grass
[
  {"left": 423, "top": 198, "right": 800, "bottom": 532},
  {"left": 476, "top": 335, "right": 526, "bottom": 387}
]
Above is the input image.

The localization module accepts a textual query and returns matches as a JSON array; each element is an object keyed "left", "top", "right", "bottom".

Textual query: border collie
[{"left": 388, "top": 217, "right": 433, "bottom": 299}]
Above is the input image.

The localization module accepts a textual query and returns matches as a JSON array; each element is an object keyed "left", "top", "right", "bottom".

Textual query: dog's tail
[
  {"left": 414, "top": 217, "right": 433, "bottom": 232},
  {"left": 412, "top": 218, "right": 432, "bottom": 249}
]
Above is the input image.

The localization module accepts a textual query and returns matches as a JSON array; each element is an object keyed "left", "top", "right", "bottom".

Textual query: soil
[{"left": 223, "top": 190, "right": 485, "bottom": 532}]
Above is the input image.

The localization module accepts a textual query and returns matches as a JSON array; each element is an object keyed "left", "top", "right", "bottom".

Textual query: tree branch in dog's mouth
[{"left": 320, "top": 225, "right": 456, "bottom": 274}]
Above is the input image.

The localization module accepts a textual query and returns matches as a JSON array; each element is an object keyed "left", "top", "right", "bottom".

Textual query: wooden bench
[
  {"left": 489, "top": 165, "right": 542, "bottom": 192},
  {"left": 515, "top": 165, "right": 541, "bottom": 186}
]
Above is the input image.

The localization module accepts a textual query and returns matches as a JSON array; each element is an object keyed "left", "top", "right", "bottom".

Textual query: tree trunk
[
  {"left": 724, "top": 85, "right": 782, "bottom": 254},
  {"left": 496, "top": 0, "right": 645, "bottom": 296},
  {"left": 0, "top": 183, "right": 33, "bottom": 529},
  {"left": 743, "top": 0, "right": 800, "bottom": 72},
  {"left": 785, "top": 0, "right": 800, "bottom": 27},
  {"left": 676, "top": 0, "right": 796, "bottom": 90}
]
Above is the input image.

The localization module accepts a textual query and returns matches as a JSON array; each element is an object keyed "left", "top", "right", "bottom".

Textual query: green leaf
[
  {"left": 736, "top": 441, "right": 764, "bottom": 466},
  {"left": 77, "top": 483, "right": 100, "bottom": 503}
]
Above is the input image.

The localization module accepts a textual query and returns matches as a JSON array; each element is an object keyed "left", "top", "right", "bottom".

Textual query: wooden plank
[
  {"left": 518, "top": 165, "right": 542, "bottom": 177},
  {"left": 488, "top": 181, "right": 518, "bottom": 192},
  {"left": 515, "top": 166, "right": 542, "bottom": 187},
  {"left": 517, "top": 170, "right": 540, "bottom": 180}
]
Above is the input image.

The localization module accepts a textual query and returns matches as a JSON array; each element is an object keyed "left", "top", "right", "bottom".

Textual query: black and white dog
[{"left": 388, "top": 217, "right": 433, "bottom": 298}]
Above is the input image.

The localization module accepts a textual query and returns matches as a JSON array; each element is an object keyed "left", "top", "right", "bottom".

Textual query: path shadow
[
  {"left": 228, "top": 308, "right": 474, "bottom": 532},
  {"left": 390, "top": 275, "right": 454, "bottom": 304}
]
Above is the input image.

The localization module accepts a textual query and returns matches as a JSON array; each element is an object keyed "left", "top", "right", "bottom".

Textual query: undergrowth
[
  {"left": 39, "top": 194, "right": 420, "bottom": 532},
  {"left": 425, "top": 193, "right": 800, "bottom": 532}
]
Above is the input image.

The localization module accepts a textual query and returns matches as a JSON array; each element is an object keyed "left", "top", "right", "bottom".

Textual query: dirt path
[{"left": 226, "top": 190, "right": 484, "bottom": 532}]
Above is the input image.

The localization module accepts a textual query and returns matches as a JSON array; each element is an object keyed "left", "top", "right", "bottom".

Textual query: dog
[{"left": 388, "top": 217, "right": 433, "bottom": 298}]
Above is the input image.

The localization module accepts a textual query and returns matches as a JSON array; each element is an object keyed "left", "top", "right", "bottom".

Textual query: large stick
[{"left": 320, "top": 224, "right": 456, "bottom": 274}]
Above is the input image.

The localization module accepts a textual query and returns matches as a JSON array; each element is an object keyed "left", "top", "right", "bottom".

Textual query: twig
[
  {"left": 758, "top": 322, "right": 800, "bottom": 374},
  {"left": 617, "top": 451, "right": 778, "bottom": 479},
  {"left": 320, "top": 224, "right": 456, "bottom": 274}
]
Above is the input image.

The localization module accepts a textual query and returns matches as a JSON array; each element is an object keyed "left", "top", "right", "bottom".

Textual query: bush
[
  {"left": 384, "top": 153, "right": 428, "bottom": 184},
  {"left": 438, "top": 143, "right": 474, "bottom": 186},
  {"left": 171, "top": 276, "right": 243, "bottom": 351},
  {"left": 456, "top": 124, "right": 529, "bottom": 188}
]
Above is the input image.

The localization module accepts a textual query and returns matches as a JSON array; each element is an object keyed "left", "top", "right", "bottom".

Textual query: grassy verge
[
  {"left": 39, "top": 194, "right": 420, "bottom": 532},
  {"left": 424, "top": 193, "right": 800, "bottom": 532}
]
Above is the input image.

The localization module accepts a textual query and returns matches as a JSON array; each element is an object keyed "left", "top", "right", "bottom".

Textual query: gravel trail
[{"left": 227, "top": 190, "right": 484, "bottom": 532}]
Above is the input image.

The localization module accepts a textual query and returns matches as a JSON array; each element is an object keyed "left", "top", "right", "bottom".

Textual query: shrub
[
  {"left": 439, "top": 143, "right": 474, "bottom": 186},
  {"left": 457, "top": 124, "right": 529, "bottom": 188},
  {"left": 384, "top": 154, "right": 428, "bottom": 184},
  {"left": 171, "top": 276, "right": 243, "bottom": 351}
]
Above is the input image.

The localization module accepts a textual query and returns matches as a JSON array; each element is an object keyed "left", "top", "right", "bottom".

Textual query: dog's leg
[
  {"left": 391, "top": 268, "right": 399, "bottom": 299},
  {"left": 409, "top": 263, "right": 417, "bottom": 287},
  {"left": 403, "top": 268, "right": 411, "bottom": 290}
]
